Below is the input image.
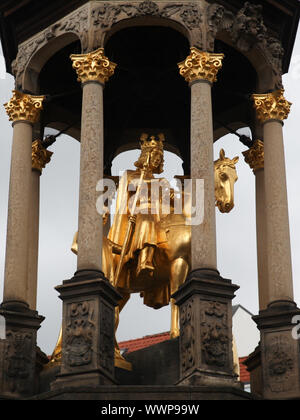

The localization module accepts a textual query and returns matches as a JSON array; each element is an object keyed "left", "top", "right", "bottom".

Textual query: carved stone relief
[
  {"left": 206, "top": 3, "right": 233, "bottom": 52},
  {"left": 231, "top": 2, "right": 267, "bottom": 53},
  {"left": 180, "top": 299, "right": 195, "bottom": 374},
  {"left": 91, "top": 1, "right": 204, "bottom": 50},
  {"left": 200, "top": 301, "right": 229, "bottom": 368},
  {"left": 64, "top": 301, "right": 95, "bottom": 368},
  {"left": 265, "top": 333, "right": 296, "bottom": 394},
  {"left": 206, "top": 2, "right": 284, "bottom": 89},
  {"left": 99, "top": 302, "right": 115, "bottom": 375},
  {"left": 4, "top": 330, "right": 34, "bottom": 394}
]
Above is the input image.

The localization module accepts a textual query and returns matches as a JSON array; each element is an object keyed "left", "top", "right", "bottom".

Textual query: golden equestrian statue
[{"left": 50, "top": 135, "right": 239, "bottom": 373}]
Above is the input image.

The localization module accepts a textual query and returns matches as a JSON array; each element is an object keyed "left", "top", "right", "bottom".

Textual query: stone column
[
  {"left": 0, "top": 91, "right": 45, "bottom": 399},
  {"left": 243, "top": 140, "right": 268, "bottom": 310},
  {"left": 253, "top": 90, "right": 294, "bottom": 306},
  {"left": 52, "top": 49, "right": 121, "bottom": 390},
  {"left": 28, "top": 140, "right": 53, "bottom": 310},
  {"left": 174, "top": 49, "right": 240, "bottom": 388},
  {"left": 2, "top": 91, "right": 44, "bottom": 309},
  {"left": 178, "top": 48, "right": 224, "bottom": 271},
  {"left": 251, "top": 89, "right": 300, "bottom": 400},
  {"left": 71, "top": 48, "right": 116, "bottom": 275}
]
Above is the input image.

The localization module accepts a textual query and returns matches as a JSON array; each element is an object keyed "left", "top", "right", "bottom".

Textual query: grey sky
[{"left": 0, "top": 30, "right": 300, "bottom": 355}]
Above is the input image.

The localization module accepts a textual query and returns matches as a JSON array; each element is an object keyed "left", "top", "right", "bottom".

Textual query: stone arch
[
  {"left": 22, "top": 33, "right": 81, "bottom": 93},
  {"left": 104, "top": 15, "right": 191, "bottom": 47},
  {"left": 214, "top": 31, "right": 279, "bottom": 93},
  {"left": 12, "top": 4, "right": 89, "bottom": 92},
  {"left": 90, "top": 1, "right": 205, "bottom": 50}
]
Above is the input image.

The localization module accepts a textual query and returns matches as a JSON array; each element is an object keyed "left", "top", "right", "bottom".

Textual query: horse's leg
[
  {"left": 115, "top": 291, "right": 130, "bottom": 338},
  {"left": 114, "top": 291, "right": 132, "bottom": 370},
  {"left": 170, "top": 257, "right": 189, "bottom": 339}
]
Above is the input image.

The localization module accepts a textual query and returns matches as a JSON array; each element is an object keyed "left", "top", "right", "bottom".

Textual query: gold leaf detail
[
  {"left": 243, "top": 140, "right": 264, "bottom": 173},
  {"left": 70, "top": 48, "right": 117, "bottom": 84},
  {"left": 4, "top": 91, "right": 44, "bottom": 123},
  {"left": 178, "top": 47, "right": 224, "bottom": 83},
  {"left": 32, "top": 140, "right": 53, "bottom": 173},
  {"left": 252, "top": 89, "right": 292, "bottom": 123}
]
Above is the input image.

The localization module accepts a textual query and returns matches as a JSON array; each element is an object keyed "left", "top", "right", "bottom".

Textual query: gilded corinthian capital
[
  {"left": 243, "top": 140, "right": 264, "bottom": 173},
  {"left": 178, "top": 47, "right": 224, "bottom": 84},
  {"left": 70, "top": 48, "right": 117, "bottom": 84},
  {"left": 32, "top": 140, "right": 53, "bottom": 174},
  {"left": 4, "top": 90, "right": 44, "bottom": 123},
  {"left": 252, "top": 89, "right": 292, "bottom": 123}
]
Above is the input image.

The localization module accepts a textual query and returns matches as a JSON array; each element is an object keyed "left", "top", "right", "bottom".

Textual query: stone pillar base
[
  {"left": 51, "top": 271, "right": 122, "bottom": 391},
  {"left": 243, "top": 346, "right": 263, "bottom": 398},
  {"left": 0, "top": 303, "right": 44, "bottom": 399},
  {"left": 172, "top": 269, "right": 240, "bottom": 388},
  {"left": 253, "top": 301, "right": 300, "bottom": 400}
]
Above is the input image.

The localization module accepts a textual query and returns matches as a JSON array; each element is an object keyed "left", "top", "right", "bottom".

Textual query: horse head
[{"left": 214, "top": 149, "right": 239, "bottom": 213}]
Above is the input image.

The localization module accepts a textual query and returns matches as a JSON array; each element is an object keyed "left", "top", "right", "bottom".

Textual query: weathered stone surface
[
  {"left": 36, "top": 338, "right": 253, "bottom": 399},
  {"left": 263, "top": 120, "right": 293, "bottom": 304},
  {"left": 77, "top": 81, "right": 104, "bottom": 272},
  {"left": 3, "top": 122, "right": 33, "bottom": 307},
  {"left": 52, "top": 273, "right": 122, "bottom": 390},
  {"left": 244, "top": 346, "right": 263, "bottom": 399},
  {"left": 0, "top": 305, "right": 44, "bottom": 399},
  {"left": 173, "top": 269, "right": 240, "bottom": 387},
  {"left": 253, "top": 302, "right": 300, "bottom": 400},
  {"left": 190, "top": 81, "right": 216, "bottom": 270},
  {"left": 32, "top": 384, "right": 254, "bottom": 400},
  {"left": 254, "top": 169, "right": 269, "bottom": 311}
]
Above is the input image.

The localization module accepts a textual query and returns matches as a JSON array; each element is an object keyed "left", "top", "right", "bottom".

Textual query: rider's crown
[{"left": 140, "top": 133, "right": 165, "bottom": 152}]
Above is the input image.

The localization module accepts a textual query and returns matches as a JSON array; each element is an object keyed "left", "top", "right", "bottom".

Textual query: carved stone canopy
[
  {"left": 4, "top": 0, "right": 299, "bottom": 92},
  {"left": 2, "top": 0, "right": 298, "bottom": 173}
]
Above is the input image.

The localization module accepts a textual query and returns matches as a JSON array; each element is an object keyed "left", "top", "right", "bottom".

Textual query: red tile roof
[
  {"left": 119, "top": 332, "right": 250, "bottom": 384},
  {"left": 119, "top": 331, "right": 171, "bottom": 354},
  {"left": 239, "top": 357, "right": 250, "bottom": 383}
]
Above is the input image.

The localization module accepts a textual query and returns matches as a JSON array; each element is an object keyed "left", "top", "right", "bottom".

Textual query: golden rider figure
[{"left": 109, "top": 133, "right": 165, "bottom": 289}]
